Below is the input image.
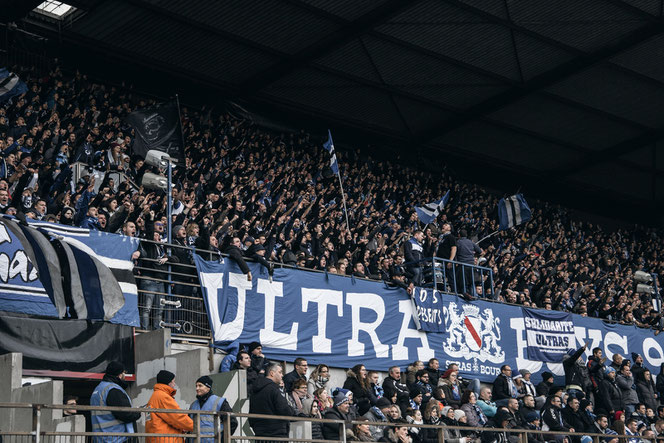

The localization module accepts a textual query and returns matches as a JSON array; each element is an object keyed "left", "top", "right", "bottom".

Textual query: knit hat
[
  {"left": 441, "top": 406, "right": 453, "bottom": 418},
  {"left": 525, "top": 411, "right": 540, "bottom": 423},
  {"left": 248, "top": 341, "right": 262, "bottom": 354},
  {"left": 156, "top": 370, "right": 176, "bottom": 385},
  {"left": 173, "top": 225, "right": 184, "bottom": 234},
  {"left": 453, "top": 409, "right": 466, "bottom": 421},
  {"left": 541, "top": 371, "right": 554, "bottom": 381},
  {"left": 631, "top": 352, "right": 642, "bottom": 362},
  {"left": 409, "top": 386, "right": 422, "bottom": 399},
  {"left": 604, "top": 366, "right": 615, "bottom": 375},
  {"left": 334, "top": 390, "right": 350, "bottom": 406},
  {"left": 519, "top": 369, "right": 531, "bottom": 377},
  {"left": 376, "top": 397, "right": 392, "bottom": 409},
  {"left": 197, "top": 375, "right": 213, "bottom": 389},
  {"left": 581, "top": 436, "right": 593, "bottom": 443},
  {"left": 105, "top": 361, "right": 125, "bottom": 377}
]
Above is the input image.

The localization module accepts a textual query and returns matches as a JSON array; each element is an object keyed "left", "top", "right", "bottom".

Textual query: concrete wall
[{"left": 0, "top": 352, "right": 82, "bottom": 433}]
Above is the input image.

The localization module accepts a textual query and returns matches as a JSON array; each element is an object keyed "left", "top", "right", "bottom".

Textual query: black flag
[{"left": 125, "top": 100, "right": 184, "bottom": 163}]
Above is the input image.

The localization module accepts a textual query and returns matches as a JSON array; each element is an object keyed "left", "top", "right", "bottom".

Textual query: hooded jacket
[
  {"left": 248, "top": 376, "right": 294, "bottom": 437},
  {"left": 635, "top": 372, "right": 658, "bottom": 411},
  {"left": 145, "top": 383, "right": 194, "bottom": 443}
]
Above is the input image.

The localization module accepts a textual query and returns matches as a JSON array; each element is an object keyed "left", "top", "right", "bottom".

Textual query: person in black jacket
[
  {"left": 492, "top": 365, "right": 515, "bottom": 407},
  {"left": 656, "top": 363, "right": 664, "bottom": 402},
  {"left": 541, "top": 395, "right": 574, "bottom": 442},
  {"left": 283, "top": 357, "right": 308, "bottom": 393},
  {"left": 563, "top": 344, "right": 592, "bottom": 398},
  {"left": 383, "top": 366, "right": 410, "bottom": 413},
  {"left": 481, "top": 409, "right": 513, "bottom": 443},
  {"left": 248, "top": 363, "right": 295, "bottom": 441},
  {"left": 230, "top": 351, "right": 258, "bottom": 392},
  {"left": 343, "top": 364, "right": 376, "bottom": 416},
  {"left": 90, "top": 361, "right": 141, "bottom": 432},
  {"left": 561, "top": 396, "right": 586, "bottom": 443},
  {"left": 322, "top": 390, "right": 352, "bottom": 440},
  {"left": 224, "top": 236, "right": 252, "bottom": 281},
  {"left": 597, "top": 367, "right": 623, "bottom": 417}
]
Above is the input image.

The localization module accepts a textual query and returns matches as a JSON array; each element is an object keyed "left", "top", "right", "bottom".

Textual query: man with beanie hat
[
  {"left": 90, "top": 361, "right": 141, "bottom": 442},
  {"left": 322, "top": 389, "right": 352, "bottom": 440},
  {"left": 597, "top": 367, "right": 624, "bottom": 417},
  {"left": 631, "top": 353, "right": 645, "bottom": 378},
  {"left": 189, "top": 375, "right": 238, "bottom": 443},
  {"left": 409, "top": 385, "right": 423, "bottom": 410},
  {"left": 145, "top": 370, "right": 193, "bottom": 443},
  {"left": 249, "top": 363, "right": 295, "bottom": 442},
  {"left": 248, "top": 341, "right": 270, "bottom": 375}
]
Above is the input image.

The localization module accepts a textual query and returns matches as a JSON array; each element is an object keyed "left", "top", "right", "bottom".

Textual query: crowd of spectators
[
  {"left": 236, "top": 348, "right": 664, "bottom": 442},
  {"left": 1, "top": 62, "right": 663, "bottom": 332}
]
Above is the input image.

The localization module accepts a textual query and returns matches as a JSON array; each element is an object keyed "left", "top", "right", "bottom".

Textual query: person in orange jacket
[{"left": 145, "top": 370, "right": 194, "bottom": 443}]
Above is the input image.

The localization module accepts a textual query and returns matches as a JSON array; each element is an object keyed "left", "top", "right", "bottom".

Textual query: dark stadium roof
[{"left": 11, "top": 0, "right": 664, "bottom": 223}]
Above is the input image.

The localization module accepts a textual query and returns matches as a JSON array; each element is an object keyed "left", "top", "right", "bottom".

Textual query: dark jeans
[{"left": 140, "top": 279, "right": 165, "bottom": 330}]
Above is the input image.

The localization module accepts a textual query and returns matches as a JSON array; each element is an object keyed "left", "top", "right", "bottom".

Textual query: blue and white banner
[
  {"left": 498, "top": 194, "right": 532, "bottom": 231},
  {"left": 0, "top": 218, "right": 139, "bottom": 327},
  {"left": 413, "top": 288, "right": 444, "bottom": 333},
  {"left": 523, "top": 308, "right": 574, "bottom": 362},
  {"left": 415, "top": 191, "right": 450, "bottom": 224},
  {"left": 0, "top": 68, "right": 28, "bottom": 104},
  {"left": 194, "top": 256, "right": 664, "bottom": 383}
]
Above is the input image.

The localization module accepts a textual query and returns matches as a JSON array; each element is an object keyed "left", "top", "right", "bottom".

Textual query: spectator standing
[
  {"left": 189, "top": 376, "right": 237, "bottom": 443},
  {"left": 369, "top": 370, "right": 385, "bottom": 400},
  {"left": 145, "top": 370, "right": 194, "bottom": 443},
  {"left": 248, "top": 342, "right": 269, "bottom": 375},
  {"left": 587, "top": 347, "right": 607, "bottom": 394},
  {"left": 561, "top": 396, "right": 586, "bottom": 443},
  {"left": 425, "top": 358, "right": 441, "bottom": 388},
  {"left": 248, "top": 363, "right": 295, "bottom": 442},
  {"left": 90, "top": 361, "right": 141, "bottom": 443},
  {"left": 563, "top": 344, "right": 592, "bottom": 399},
  {"left": 404, "top": 230, "right": 424, "bottom": 286},
  {"left": 307, "top": 364, "right": 330, "bottom": 395},
  {"left": 597, "top": 367, "right": 624, "bottom": 417},
  {"left": 492, "top": 365, "right": 516, "bottom": 407},
  {"left": 344, "top": 364, "right": 376, "bottom": 416},
  {"left": 440, "top": 370, "right": 464, "bottom": 409},
  {"left": 363, "top": 397, "right": 392, "bottom": 441},
  {"left": 454, "top": 229, "right": 481, "bottom": 295},
  {"left": 636, "top": 369, "right": 658, "bottom": 411},
  {"left": 616, "top": 366, "right": 639, "bottom": 415},
  {"left": 283, "top": 357, "right": 308, "bottom": 392},
  {"left": 230, "top": 350, "right": 258, "bottom": 392},
  {"left": 383, "top": 366, "right": 410, "bottom": 413},
  {"left": 414, "top": 370, "right": 433, "bottom": 407}
]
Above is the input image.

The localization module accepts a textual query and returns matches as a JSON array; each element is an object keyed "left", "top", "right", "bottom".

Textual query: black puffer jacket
[{"left": 248, "top": 377, "right": 294, "bottom": 437}]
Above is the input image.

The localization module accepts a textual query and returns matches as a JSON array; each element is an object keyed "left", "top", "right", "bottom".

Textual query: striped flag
[
  {"left": 322, "top": 130, "right": 339, "bottom": 175},
  {"left": 415, "top": 191, "right": 450, "bottom": 224},
  {"left": 497, "top": 194, "right": 532, "bottom": 231},
  {"left": 29, "top": 220, "right": 139, "bottom": 326},
  {"left": 0, "top": 68, "right": 28, "bottom": 104}
]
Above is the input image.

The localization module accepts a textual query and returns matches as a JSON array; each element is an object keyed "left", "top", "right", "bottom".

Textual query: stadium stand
[{"left": 0, "top": 62, "right": 662, "bottom": 332}]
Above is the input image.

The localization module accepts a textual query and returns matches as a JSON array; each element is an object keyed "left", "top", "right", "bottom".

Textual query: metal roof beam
[
  {"left": 415, "top": 11, "right": 664, "bottom": 143},
  {"left": 237, "top": 0, "right": 422, "bottom": 96}
]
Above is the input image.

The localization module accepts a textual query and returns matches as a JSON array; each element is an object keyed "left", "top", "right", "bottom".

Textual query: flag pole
[
  {"left": 336, "top": 168, "right": 351, "bottom": 235},
  {"left": 478, "top": 230, "right": 500, "bottom": 244}
]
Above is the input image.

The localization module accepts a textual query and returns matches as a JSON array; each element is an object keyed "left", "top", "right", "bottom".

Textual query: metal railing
[{"left": 0, "top": 402, "right": 645, "bottom": 443}]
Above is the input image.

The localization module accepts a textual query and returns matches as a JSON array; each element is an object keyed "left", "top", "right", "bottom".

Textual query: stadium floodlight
[
  {"left": 637, "top": 284, "right": 656, "bottom": 295},
  {"left": 141, "top": 172, "right": 167, "bottom": 191},
  {"left": 34, "top": 1, "right": 75, "bottom": 18},
  {"left": 635, "top": 270, "right": 653, "bottom": 284},
  {"left": 144, "top": 149, "right": 174, "bottom": 169}
]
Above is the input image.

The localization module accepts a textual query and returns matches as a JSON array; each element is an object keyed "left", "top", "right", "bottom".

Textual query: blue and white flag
[
  {"left": 0, "top": 68, "right": 28, "bottom": 104},
  {"left": 412, "top": 288, "right": 444, "bottom": 333},
  {"left": 0, "top": 217, "right": 140, "bottom": 326},
  {"left": 322, "top": 130, "right": 339, "bottom": 175},
  {"left": 498, "top": 193, "right": 532, "bottom": 230},
  {"left": 415, "top": 191, "right": 450, "bottom": 224},
  {"left": 522, "top": 308, "right": 574, "bottom": 362}
]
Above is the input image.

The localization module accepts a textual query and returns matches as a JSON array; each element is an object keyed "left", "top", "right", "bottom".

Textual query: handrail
[{"left": 0, "top": 402, "right": 645, "bottom": 443}]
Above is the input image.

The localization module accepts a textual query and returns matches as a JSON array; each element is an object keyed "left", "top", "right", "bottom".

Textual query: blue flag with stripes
[
  {"left": 415, "top": 191, "right": 449, "bottom": 224},
  {"left": 498, "top": 194, "right": 532, "bottom": 231},
  {"left": 0, "top": 68, "right": 28, "bottom": 104},
  {"left": 322, "top": 130, "right": 339, "bottom": 175}
]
